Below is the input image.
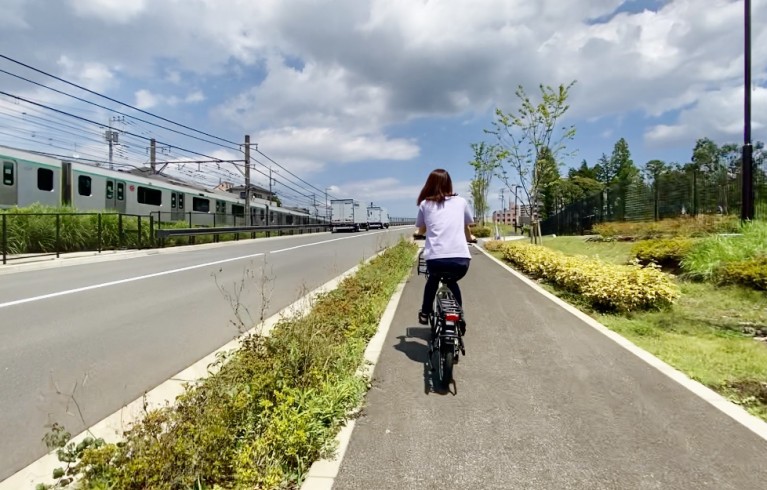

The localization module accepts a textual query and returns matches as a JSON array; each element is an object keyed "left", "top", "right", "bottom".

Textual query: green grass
[
  {"left": 681, "top": 221, "right": 767, "bottom": 280},
  {"left": 491, "top": 237, "right": 767, "bottom": 420}
]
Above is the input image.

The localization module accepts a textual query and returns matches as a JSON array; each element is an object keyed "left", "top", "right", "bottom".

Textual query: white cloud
[
  {"left": 645, "top": 85, "right": 767, "bottom": 147},
  {"left": 2, "top": 0, "right": 767, "bottom": 182},
  {"left": 56, "top": 56, "right": 116, "bottom": 93},
  {"left": 69, "top": 0, "right": 147, "bottom": 24},
  {"left": 134, "top": 89, "right": 206, "bottom": 109}
]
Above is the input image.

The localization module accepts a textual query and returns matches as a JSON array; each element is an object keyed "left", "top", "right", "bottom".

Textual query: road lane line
[{"left": 0, "top": 231, "right": 393, "bottom": 310}]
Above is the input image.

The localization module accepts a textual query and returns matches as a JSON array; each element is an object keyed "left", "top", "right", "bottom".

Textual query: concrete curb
[
  {"left": 0, "top": 241, "right": 387, "bottom": 490},
  {"left": 474, "top": 243, "right": 767, "bottom": 442}
]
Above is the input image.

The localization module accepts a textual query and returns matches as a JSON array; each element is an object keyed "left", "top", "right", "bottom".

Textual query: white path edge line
[
  {"left": 0, "top": 231, "right": 388, "bottom": 310},
  {"left": 300, "top": 255, "right": 414, "bottom": 490},
  {"left": 0, "top": 244, "right": 393, "bottom": 489},
  {"left": 474, "top": 244, "right": 767, "bottom": 442}
]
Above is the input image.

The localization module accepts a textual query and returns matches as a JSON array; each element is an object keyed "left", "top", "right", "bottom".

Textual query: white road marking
[{"left": 0, "top": 231, "right": 391, "bottom": 310}]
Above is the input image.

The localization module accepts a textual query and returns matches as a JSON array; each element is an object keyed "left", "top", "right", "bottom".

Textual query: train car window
[
  {"left": 106, "top": 181, "right": 114, "bottom": 199},
  {"left": 193, "top": 197, "right": 210, "bottom": 213},
  {"left": 3, "top": 161, "right": 14, "bottom": 185},
  {"left": 178, "top": 194, "right": 184, "bottom": 209},
  {"left": 216, "top": 200, "right": 225, "bottom": 213},
  {"left": 232, "top": 204, "right": 244, "bottom": 217},
  {"left": 78, "top": 176, "right": 92, "bottom": 196},
  {"left": 260, "top": 209, "right": 265, "bottom": 221},
  {"left": 37, "top": 168, "right": 54, "bottom": 191},
  {"left": 137, "top": 186, "right": 162, "bottom": 206},
  {"left": 171, "top": 193, "right": 177, "bottom": 209},
  {"left": 117, "top": 182, "right": 125, "bottom": 201}
]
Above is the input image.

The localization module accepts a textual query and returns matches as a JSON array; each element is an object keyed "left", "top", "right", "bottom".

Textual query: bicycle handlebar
[{"left": 413, "top": 233, "right": 477, "bottom": 244}]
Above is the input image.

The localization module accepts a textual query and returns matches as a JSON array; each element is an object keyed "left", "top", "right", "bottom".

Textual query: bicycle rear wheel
[{"left": 438, "top": 348, "right": 454, "bottom": 390}]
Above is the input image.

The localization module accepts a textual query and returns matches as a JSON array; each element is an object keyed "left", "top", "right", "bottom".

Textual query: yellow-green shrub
[
  {"left": 718, "top": 257, "right": 767, "bottom": 291},
  {"left": 631, "top": 237, "right": 695, "bottom": 265},
  {"left": 499, "top": 242, "right": 680, "bottom": 312},
  {"left": 471, "top": 225, "right": 492, "bottom": 238}
]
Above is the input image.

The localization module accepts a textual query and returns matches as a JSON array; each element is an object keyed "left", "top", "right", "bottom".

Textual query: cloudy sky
[{"left": 0, "top": 0, "right": 765, "bottom": 217}]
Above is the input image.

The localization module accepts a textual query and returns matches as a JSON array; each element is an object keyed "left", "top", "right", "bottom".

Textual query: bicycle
[{"left": 415, "top": 235, "right": 474, "bottom": 391}]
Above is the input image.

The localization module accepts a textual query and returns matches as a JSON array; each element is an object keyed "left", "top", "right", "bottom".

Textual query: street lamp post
[{"left": 742, "top": 0, "right": 754, "bottom": 221}]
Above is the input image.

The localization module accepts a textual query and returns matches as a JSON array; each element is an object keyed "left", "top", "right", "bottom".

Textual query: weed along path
[
  {"left": 329, "top": 245, "right": 767, "bottom": 490},
  {"left": 0, "top": 228, "right": 411, "bottom": 484}
]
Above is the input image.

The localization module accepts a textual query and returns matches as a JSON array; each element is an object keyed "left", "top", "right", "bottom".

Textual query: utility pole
[
  {"left": 244, "top": 135, "right": 251, "bottom": 226},
  {"left": 104, "top": 118, "right": 119, "bottom": 170},
  {"left": 150, "top": 138, "right": 156, "bottom": 174},
  {"left": 499, "top": 188, "right": 505, "bottom": 224},
  {"left": 514, "top": 185, "right": 520, "bottom": 233},
  {"left": 325, "top": 187, "right": 330, "bottom": 222},
  {"left": 742, "top": 0, "right": 754, "bottom": 221}
]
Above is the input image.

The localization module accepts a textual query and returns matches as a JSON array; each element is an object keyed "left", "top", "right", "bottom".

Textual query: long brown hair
[{"left": 417, "top": 168, "right": 455, "bottom": 205}]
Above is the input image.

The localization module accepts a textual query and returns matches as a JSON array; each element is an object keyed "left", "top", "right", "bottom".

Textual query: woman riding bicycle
[{"left": 416, "top": 168, "right": 475, "bottom": 328}]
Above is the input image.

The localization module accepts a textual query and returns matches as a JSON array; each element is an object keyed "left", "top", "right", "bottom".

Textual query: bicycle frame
[{"left": 417, "top": 250, "right": 466, "bottom": 388}]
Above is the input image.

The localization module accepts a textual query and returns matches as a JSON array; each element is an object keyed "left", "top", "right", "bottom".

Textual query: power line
[
  {"left": 0, "top": 90, "right": 233, "bottom": 164},
  {"left": 0, "top": 54, "right": 239, "bottom": 148},
  {"left": 0, "top": 55, "right": 341, "bottom": 201}
]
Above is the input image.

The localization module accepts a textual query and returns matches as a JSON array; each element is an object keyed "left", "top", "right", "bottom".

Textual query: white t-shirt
[{"left": 416, "top": 195, "right": 473, "bottom": 260}]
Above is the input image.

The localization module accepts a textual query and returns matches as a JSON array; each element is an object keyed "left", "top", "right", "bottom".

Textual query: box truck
[
  {"left": 366, "top": 205, "right": 390, "bottom": 229},
  {"left": 331, "top": 199, "right": 367, "bottom": 232}
]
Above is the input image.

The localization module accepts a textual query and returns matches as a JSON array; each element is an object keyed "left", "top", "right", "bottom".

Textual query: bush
[
  {"left": 471, "top": 225, "right": 492, "bottom": 238},
  {"left": 593, "top": 215, "right": 740, "bottom": 240},
  {"left": 496, "top": 242, "right": 680, "bottom": 312},
  {"left": 718, "top": 257, "right": 767, "bottom": 291},
  {"left": 631, "top": 237, "right": 695, "bottom": 268}
]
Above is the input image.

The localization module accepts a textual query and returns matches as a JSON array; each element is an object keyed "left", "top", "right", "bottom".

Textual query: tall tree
[
  {"left": 468, "top": 142, "right": 502, "bottom": 225},
  {"left": 644, "top": 159, "right": 667, "bottom": 220},
  {"left": 487, "top": 80, "right": 577, "bottom": 242},
  {"left": 610, "top": 138, "right": 639, "bottom": 220}
]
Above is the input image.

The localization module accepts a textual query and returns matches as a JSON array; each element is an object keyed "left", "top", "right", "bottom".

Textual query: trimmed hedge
[
  {"left": 487, "top": 241, "right": 680, "bottom": 312},
  {"left": 631, "top": 237, "right": 695, "bottom": 266}
]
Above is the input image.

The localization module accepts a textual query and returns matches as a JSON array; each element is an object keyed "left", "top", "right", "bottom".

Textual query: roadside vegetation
[
  {"left": 486, "top": 216, "right": 767, "bottom": 420},
  {"left": 38, "top": 239, "right": 418, "bottom": 490},
  {"left": 0, "top": 204, "right": 294, "bottom": 255}
]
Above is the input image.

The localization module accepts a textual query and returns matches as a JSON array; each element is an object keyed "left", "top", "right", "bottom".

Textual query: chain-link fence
[{"left": 541, "top": 162, "right": 767, "bottom": 236}]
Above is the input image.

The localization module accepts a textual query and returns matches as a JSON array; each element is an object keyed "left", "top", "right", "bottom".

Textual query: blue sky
[{"left": 0, "top": 0, "right": 765, "bottom": 218}]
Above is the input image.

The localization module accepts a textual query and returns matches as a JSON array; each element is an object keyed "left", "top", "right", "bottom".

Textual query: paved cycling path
[{"left": 326, "top": 244, "right": 767, "bottom": 489}]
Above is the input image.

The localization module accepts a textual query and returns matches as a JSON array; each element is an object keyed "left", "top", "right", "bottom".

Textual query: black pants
[{"left": 421, "top": 257, "right": 470, "bottom": 314}]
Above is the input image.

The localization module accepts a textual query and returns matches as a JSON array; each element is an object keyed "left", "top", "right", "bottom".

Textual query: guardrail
[
  {"left": 155, "top": 224, "right": 331, "bottom": 247},
  {"left": 1, "top": 211, "right": 150, "bottom": 265}
]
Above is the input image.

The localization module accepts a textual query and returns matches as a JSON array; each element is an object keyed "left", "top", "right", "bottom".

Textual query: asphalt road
[
  {"left": 333, "top": 246, "right": 767, "bottom": 489},
  {"left": 0, "top": 228, "right": 410, "bottom": 481}
]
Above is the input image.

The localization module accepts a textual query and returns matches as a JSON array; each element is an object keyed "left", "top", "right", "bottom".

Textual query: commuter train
[{"left": 0, "top": 145, "right": 322, "bottom": 227}]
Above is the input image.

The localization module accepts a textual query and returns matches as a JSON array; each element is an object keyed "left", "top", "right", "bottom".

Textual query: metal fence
[
  {"left": 541, "top": 163, "right": 767, "bottom": 236},
  {"left": 0, "top": 211, "right": 151, "bottom": 264}
]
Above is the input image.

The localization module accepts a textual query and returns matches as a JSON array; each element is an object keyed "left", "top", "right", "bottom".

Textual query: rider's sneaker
[
  {"left": 418, "top": 310, "right": 429, "bottom": 325},
  {"left": 459, "top": 319, "right": 467, "bottom": 336}
]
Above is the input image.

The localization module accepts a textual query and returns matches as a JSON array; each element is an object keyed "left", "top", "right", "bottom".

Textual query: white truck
[
  {"left": 366, "top": 205, "right": 390, "bottom": 229},
  {"left": 331, "top": 198, "right": 367, "bottom": 232}
]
